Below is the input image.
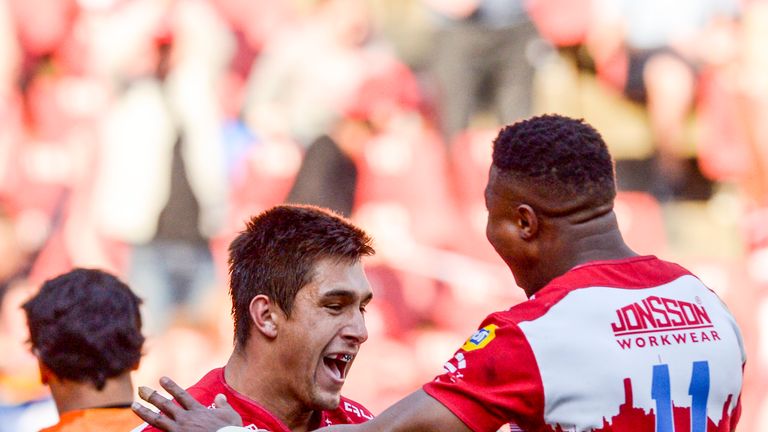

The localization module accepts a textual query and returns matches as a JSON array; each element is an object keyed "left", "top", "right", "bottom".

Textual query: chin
[{"left": 312, "top": 392, "right": 341, "bottom": 411}]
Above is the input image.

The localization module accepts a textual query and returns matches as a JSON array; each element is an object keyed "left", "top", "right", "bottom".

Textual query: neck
[
  {"left": 49, "top": 372, "right": 134, "bottom": 415},
  {"left": 566, "top": 210, "right": 637, "bottom": 263},
  {"left": 225, "top": 348, "right": 315, "bottom": 432},
  {"left": 525, "top": 210, "right": 637, "bottom": 297}
]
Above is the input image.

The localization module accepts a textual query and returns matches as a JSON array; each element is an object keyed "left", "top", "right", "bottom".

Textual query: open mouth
[{"left": 323, "top": 353, "right": 354, "bottom": 381}]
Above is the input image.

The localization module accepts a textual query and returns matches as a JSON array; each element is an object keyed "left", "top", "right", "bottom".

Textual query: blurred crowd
[{"left": 0, "top": 0, "right": 767, "bottom": 431}]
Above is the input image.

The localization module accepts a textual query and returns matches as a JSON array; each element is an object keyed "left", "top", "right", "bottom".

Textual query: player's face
[{"left": 277, "top": 258, "right": 372, "bottom": 411}]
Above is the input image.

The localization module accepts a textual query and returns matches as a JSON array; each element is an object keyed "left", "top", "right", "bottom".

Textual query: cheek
[
  {"left": 485, "top": 219, "right": 496, "bottom": 246},
  {"left": 487, "top": 217, "right": 520, "bottom": 257},
  {"left": 486, "top": 217, "right": 507, "bottom": 249},
  {"left": 303, "top": 319, "right": 337, "bottom": 349}
]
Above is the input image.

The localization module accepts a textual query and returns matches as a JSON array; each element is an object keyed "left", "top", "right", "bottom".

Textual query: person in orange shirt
[{"left": 22, "top": 268, "right": 146, "bottom": 431}]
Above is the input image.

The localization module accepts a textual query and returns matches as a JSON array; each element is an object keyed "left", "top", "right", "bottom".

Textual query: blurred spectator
[
  {"left": 92, "top": 0, "right": 232, "bottom": 335},
  {"left": 242, "top": 0, "right": 375, "bottom": 146},
  {"left": 284, "top": 132, "right": 360, "bottom": 218},
  {"left": 735, "top": 0, "right": 768, "bottom": 265},
  {"left": 209, "top": 0, "right": 297, "bottom": 102},
  {"left": 587, "top": 0, "right": 741, "bottom": 200},
  {"left": 0, "top": 4, "right": 121, "bottom": 284},
  {"left": 424, "top": 0, "right": 540, "bottom": 148},
  {"left": 285, "top": 55, "right": 422, "bottom": 217}
]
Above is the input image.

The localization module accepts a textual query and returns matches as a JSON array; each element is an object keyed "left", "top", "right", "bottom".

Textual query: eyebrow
[{"left": 321, "top": 289, "right": 373, "bottom": 303}]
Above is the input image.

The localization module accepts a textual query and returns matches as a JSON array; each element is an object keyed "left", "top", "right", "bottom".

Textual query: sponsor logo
[
  {"left": 461, "top": 324, "right": 498, "bottom": 352},
  {"left": 614, "top": 330, "right": 721, "bottom": 350},
  {"left": 610, "top": 296, "right": 720, "bottom": 350},
  {"left": 343, "top": 401, "right": 373, "bottom": 420},
  {"left": 610, "top": 296, "right": 711, "bottom": 334}
]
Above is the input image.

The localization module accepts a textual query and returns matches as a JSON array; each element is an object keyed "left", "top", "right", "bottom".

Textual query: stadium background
[{"left": 0, "top": 0, "right": 766, "bottom": 430}]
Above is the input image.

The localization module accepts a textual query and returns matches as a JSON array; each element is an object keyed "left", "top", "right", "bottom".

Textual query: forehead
[{"left": 304, "top": 258, "right": 372, "bottom": 299}]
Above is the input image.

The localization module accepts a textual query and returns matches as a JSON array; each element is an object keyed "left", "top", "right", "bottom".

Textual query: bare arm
[{"left": 318, "top": 389, "right": 473, "bottom": 432}]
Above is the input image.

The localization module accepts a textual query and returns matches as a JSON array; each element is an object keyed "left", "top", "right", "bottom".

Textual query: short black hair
[
  {"left": 492, "top": 114, "right": 616, "bottom": 205},
  {"left": 22, "top": 268, "right": 145, "bottom": 390},
  {"left": 229, "top": 204, "right": 374, "bottom": 348}
]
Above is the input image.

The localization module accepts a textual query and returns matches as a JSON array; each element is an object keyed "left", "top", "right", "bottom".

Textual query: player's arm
[
  {"left": 318, "top": 389, "right": 473, "bottom": 432},
  {"left": 134, "top": 377, "right": 473, "bottom": 432}
]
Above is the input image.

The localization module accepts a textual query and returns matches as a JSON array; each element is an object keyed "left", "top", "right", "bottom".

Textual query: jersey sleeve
[{"left": 422, "top": 315, "right": 545, "bottom": 432}]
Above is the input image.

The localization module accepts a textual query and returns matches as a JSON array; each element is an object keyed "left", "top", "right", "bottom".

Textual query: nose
[{"left": 342, "top": 309, "right": 368, "bottom": 345}]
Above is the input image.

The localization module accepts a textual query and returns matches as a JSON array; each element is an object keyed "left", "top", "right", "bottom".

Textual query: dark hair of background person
[
  {"left": 284, "top": 135, "right": 358, "bottom": 218},
  {"left": 492, "top": 114, "right": 617, "bottom": 207},
  {"left": 22, "top": 268, "right": 145, "bottom": 391},
  {"left": 228, "top": 204, "right": 374, "bottom": 348}
]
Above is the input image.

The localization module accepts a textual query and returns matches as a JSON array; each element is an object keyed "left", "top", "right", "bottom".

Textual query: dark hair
[
  {"left": 492, "top": 114, "right": 616, "bottom": 205},
  {"left": 22, "top": 268, "right": 145, "bottom": 391},
  {"left": 229, "top": 204, "right": 374, "bottom": 348}
]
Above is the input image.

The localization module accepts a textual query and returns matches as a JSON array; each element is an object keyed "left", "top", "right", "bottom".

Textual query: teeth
[{"left": 334, "top": 353, "right": 352, "bottom": 362}]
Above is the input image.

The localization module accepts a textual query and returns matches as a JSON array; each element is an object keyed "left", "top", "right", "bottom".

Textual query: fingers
[
  {"left": 213, "top": 394, "right": 244, "bottom": 426},
  {"left": 213, "top": 394, "right": 230, "bottom": 410},
  {"left": 132, "top": 401, "right": 176, "bottom": 431},
  {"left": 159, "top": 376, "right": 205, "bottom": 411},
  {"left": 138, "top": 385, "right": 182, "bottom": 420}
]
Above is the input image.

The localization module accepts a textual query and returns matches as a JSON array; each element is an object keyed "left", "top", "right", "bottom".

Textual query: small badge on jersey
[{"left": 462, "top": 324, "right": 498, "bottom": 351}]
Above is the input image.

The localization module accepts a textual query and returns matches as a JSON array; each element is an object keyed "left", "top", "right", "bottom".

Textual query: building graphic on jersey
[{"left": 579, "top": 375, "right": 737, "bottom": 432}]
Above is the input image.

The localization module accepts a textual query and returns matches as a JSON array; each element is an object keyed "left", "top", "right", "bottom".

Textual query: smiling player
[{"left": 140, "top": 204, "right": 375, "bottom": 432}]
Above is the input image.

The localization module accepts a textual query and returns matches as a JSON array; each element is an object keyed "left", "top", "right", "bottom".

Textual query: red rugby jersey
[
  {"left": 141, "top": 367, "right": 373, "bottom": 431},
  {"left": 424, "top": 256, "right": 744, "bottom": 432}
]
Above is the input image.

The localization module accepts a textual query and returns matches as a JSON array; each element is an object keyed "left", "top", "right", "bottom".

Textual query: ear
[
  {"left": 37, "top": 360, "right": 53, "bottom": 386},
  {"left": 249, "top": 295, "right": 279, "bottom": 339},
  {"left": 516, "top": 204, "right": 539, "bottom": 240}
]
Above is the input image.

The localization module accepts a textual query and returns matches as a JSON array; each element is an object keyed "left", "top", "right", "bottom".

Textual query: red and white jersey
[
  {"left": 142, "top": 368, "right": 373, "bottom": 432},
  {"left": 423, "top": 256, "right": 744, "bottom": 432}
]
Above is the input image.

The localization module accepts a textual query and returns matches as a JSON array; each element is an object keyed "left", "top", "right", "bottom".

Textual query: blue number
[
  {"left": 689, "top": 361, "right": 710, "bottom": 432},
  {"left": 651, "top": 364, "right": 674, "bottom": 432},
  {"left": 650, "top": 361, "right": 710, "bottom": 432}
]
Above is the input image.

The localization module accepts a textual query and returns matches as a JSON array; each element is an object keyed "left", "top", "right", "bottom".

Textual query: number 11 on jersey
[{"left": 651, "top": 361, "right": 710, "bottom": 432}]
